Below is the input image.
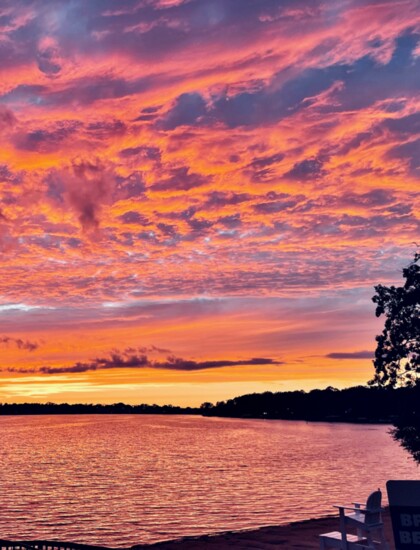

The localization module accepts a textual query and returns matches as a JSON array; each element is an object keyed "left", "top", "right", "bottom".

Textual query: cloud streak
[
  {"left": 5, "top": 347, "right": 281, "bottom": 374},
  {"left": 326, "top": 351, "right": 373, "bottom": 360}
]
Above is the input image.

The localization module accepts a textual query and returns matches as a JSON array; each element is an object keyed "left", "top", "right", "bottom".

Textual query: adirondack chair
[{"left": 319, "top": 489, "right": 390, "bottom": 549}]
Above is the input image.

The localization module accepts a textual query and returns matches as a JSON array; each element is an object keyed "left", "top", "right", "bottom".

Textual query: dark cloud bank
[{"left": 5, "top": 347, "right": 281, "bottom": 374}]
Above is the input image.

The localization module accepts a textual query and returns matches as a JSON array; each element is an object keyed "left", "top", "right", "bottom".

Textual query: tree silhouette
[
  {"left": 391, "top": 406, "right": 420, "bottom": 464},
  {"left": 370, "top": 252, "right": 420, "bottom": 462},
  {"left": 371, "top": 252, "right": 420, "bottom": 387}
]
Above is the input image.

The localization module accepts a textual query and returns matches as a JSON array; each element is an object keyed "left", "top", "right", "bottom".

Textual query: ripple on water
[{"left": 0, "top": 415, "right": 418, "bottom": 546}]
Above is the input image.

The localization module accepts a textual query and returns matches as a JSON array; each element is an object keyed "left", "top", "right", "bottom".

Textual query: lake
[{"left": 0, "top": 414, "right": 418, "bottom": 546}]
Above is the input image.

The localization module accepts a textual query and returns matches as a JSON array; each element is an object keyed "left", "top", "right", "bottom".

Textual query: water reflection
[{"left": 0, "top": 415, "right": 417, "bottom": 546}]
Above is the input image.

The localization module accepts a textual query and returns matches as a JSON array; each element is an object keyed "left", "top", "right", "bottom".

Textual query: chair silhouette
[{"left": 319, "top": 489, "right": 390, "bottom": 549}]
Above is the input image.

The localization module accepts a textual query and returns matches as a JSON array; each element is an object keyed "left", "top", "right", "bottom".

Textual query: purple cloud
[
  {"left": 5, "top": 348, "right": 281, "bottom": 374},
  {"left": 0, "top": 336, "right": 39, "bottom": 352},
  {"left": 153, "top": 166, "right": 210, "bottom": 192},
  {"left": 0, "top": 106, "right": 17, "bottom": 130},
  {"left": 285, "top": 157, "right": 326, "bottom": 181},
  {"left": 159, "top": 93, "right": 208, "bottom": 130},
  {"left": 326, "top": 351, "right": 373, "bottom": 360}
]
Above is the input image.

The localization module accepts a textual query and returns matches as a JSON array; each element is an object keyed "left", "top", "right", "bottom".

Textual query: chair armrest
[
  {"left": 333, "top": 505, "right": 367, "bottom": 513},
  {"left": 333, "top": 505, "right": 383, "bottom": 514}
]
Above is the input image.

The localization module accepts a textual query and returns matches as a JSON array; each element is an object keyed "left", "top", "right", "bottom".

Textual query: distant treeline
[
  {"left": 199, "top": 385, "right": 420, "bottom": 423},
  {"left": 1, "top": 385, "right": 418, "bottom": 422},
  {"left": 0, "top": 402, "right": 200, "bottom": 415}
]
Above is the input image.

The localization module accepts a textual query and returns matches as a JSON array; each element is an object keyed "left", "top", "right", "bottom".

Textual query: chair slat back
[{"left": 365, "top": 489, "right": 382, "bottom": 525}]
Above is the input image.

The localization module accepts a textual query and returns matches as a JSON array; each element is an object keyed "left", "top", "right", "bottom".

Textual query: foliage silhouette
[
  {"left": 0, "top": 386, "right": 413, "bottom": 422},
  {"left": 370, "top": 252, "right": 420, "bottom": 462},
  {"left": 392, "top": 406, "right": 420, "bottom": 464},
  {"left": 0, "top": 402, "right": 199, "bottom": 415},
  {"left": 199, "top": 386, "right": 416, "bottom": 423},
  {"left": 371, "top": 252, "right": 420, "bottom": 387}
]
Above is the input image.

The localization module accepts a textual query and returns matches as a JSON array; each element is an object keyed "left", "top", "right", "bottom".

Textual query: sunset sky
[{"left": 0, "top": 0, "right": 419, "bottom": 405}]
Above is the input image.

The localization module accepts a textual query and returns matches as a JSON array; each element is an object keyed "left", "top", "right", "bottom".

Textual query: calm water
[{"left": 0, "top": 414, "right": 418, "bottom": 546}]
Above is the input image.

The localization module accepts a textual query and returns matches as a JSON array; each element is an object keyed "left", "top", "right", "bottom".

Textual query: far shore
[{"left": 2, "top": 385, "right": 415, "bottom": 424}]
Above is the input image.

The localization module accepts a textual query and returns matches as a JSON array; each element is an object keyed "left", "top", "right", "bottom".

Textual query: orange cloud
[{"left": 0, "top": 0, "right": 418, "bottom": 404}]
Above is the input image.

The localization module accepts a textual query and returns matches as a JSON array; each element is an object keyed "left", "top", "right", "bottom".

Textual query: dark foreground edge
[{"left": 0, "top": 510, "right": 395, "bottom": 550}]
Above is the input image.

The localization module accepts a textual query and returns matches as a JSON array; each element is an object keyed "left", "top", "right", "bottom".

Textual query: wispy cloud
[{"left": 326, "top": 351, "right": 373, "bottom": 360}]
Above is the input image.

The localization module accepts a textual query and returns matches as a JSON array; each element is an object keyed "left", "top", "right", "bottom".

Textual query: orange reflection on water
[{"left": 0, "top": 415, "right": 418, "bottom": 546}]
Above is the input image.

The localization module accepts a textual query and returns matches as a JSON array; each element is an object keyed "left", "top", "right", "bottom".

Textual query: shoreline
[
  {"left": 1, "top": 511, "right": 395, "bottom": 550},
  {"left": 131, "top": 509, "right": 395, "bottom": 549},
  {"left": 0, "top": 411, "right": 395, "bottom": 425}
]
